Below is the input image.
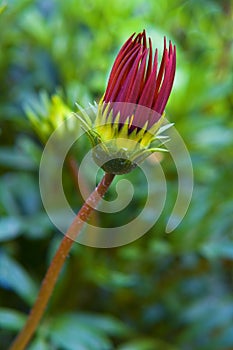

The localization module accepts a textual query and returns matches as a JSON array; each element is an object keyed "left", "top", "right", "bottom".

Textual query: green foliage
[
  {"left": 48, "top": 313, "right": 130, "bottom": 350},
  {"left": 0, "top": 308, "right": 27, "bottom": 331},
  {"left": 0, "top": 0, "right": 233, "bottom": 349},
  {"left": 0, "top": 252, "right": 38, "bottom": 305}
]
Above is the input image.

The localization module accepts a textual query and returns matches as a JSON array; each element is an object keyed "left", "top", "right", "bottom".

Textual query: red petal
[
  {"left": 153, "top": 43, "right": 176, "bottom": 115},
  {"left": 104, "top": 44, "right": 141, "bottom": 101}
]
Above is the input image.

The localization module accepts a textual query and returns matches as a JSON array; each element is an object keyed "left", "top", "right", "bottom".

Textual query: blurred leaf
[
  {"left": 201, "top": 241, "right": 233, "bottom": 259},
  {"left": 0, "top": 308, "right": 26, "bottom": 331},
  {"left": 178, "top": 298, "right": 233, "bottom": 348},
  {"left": 19, "top": 9, "right": 50, "bottom": 45},
  {"left": 0, "top": 213, "right": 51, "bottom": 241},
  {"left": 0, "top": 147, "right": 36, "bottom": 170},
  {"left": 0, "top": 217, "right": 22, "bottom": 241},
  {"left": 65, "top": 313, "right": 131, "bottom": 337},
  {"left": 0, "top": 252, "right": 38, "bottom": 305},
  {"left": 49, "top": 313, "right": 114, "bottom": 350},
  {"left": 0, "top": 2, "right": 6, "bottom": 14},
  {"left": 0, "top": 172, "right": 40, "bottom": 216},
  {"left": 21, "top": 213, "right": 52, "bottom": 239},
  {"left": 28, "top": 337, "right": 50, "bottom": 350},
  {"left": 194, "top": 125, "right": 233, "bottom": 149}
]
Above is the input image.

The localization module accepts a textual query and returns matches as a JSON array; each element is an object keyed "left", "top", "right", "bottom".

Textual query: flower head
[
  {"left": 76, "top": 30, "right": 176, "bottom": 174},
  {"left": 103, "top": 30, "right": 176, "bottom": 129}
]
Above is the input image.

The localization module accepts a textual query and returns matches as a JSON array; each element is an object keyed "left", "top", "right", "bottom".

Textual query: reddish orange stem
[{"left": 9, "top": 172, "right": 115, "bottom": 350}]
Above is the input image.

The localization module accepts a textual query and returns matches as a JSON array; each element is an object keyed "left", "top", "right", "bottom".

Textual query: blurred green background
[{"left": 0, "top": 0, "right": 233, "bottom": 349}]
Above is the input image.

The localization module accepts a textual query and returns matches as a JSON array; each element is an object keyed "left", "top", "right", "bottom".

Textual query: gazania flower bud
[{"left": 76, "top": 30, "right": 176, "bottom": 174}]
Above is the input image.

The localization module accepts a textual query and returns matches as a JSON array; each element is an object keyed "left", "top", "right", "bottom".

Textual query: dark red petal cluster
[{"left": 103, "top": 30, "right": 176, "bottom": 130}]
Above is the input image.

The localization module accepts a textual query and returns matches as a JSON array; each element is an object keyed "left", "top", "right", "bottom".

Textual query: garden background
[{"left": 0, "top": 0, "right": 233, "bottom": 349}]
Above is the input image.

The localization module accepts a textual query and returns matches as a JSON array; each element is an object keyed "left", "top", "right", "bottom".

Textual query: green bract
[{"left": 75, "top": 101, "right": 172, "bottom": 174}]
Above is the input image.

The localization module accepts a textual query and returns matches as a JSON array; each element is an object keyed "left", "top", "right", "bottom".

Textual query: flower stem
[{"left": 9, "top": 172, "right": 115, "bottom": 350}]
